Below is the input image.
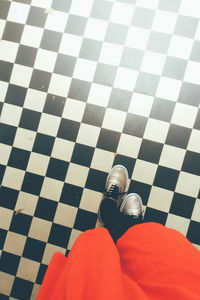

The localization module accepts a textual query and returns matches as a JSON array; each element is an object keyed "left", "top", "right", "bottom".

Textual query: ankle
[{"left": 99, "top": 198, "right": 117, "bottom": 223}]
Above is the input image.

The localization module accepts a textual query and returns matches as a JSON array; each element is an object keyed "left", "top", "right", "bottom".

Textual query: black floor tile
[
  {"left": 5, "top": 84, "right": 27, "bottom": 107},
  {"left": 120, "top": 47, "right": 144, "bottom": 69},
  {"left": 65, "top": 14, "right": 87, "bottom": 36},
  {"left": 27, "top": 6, "right": 47, "bottom": 28},
  {"left": 97, "top": 128, "right": 120, "bottom": 152},
  {"left": 194, "top": 110, "right": 200, "bottom": 130},
  {"left": 34, "top": 197, "right": 57, "bottom": 221},
  {"left": 48, "top": 224, "right": 71, "bottom": 248},
  {"left": 0, "top": 102, "right": 3, "bottom": 116},
  {"left": 23, "top": 237, "right": 46, "bottom": 262},
  {"left": 68, "top": 78, "right": 90, "bottom": 101},
  {"left": 105, "top": 23, "right": 128, "bottom": 44},
  {"left": 11, "top": 278, "right": 33, "bottom": 300},
  {"left": 138, "top": 139, "right": 163, "bottom": 164},
  {"left": 79, "top": 38, "right": 102, "bottom": 61},
  {"left": 36, "top": 263, "right": 48, "bottom": 285},
  {"left": 108, "top": 88, "right": 132, "bottom": 112},
  {"left": 158, "top": 0, "right": 181, "bottom": 12},
  {"left": 0, "top": 60, "right": 13, "bottom": 82},
  {"left": 162, "top": 56, "right": 187, "bottom": 80},
  {"left": 60, "top": 183, "right": 83, "bottom": 207},
  {"left": 71, "top": 143, "right": 94, "bottom": 167},
  {"left": 74, "top": 209, "right": 97, "bottom": 231},
  {"left": 178, "top": 82, "right": 200, "bottom": 107},
  {"left": 52, "top": 0, "right": 72, "bottom": 12},
  {"left": 0, "top": 187, "right": 19, "bottom": 210},
  {"left": 190, "top": 41, "right": 200, "bottom": 63},
  {"left": 0, "top": 252, "right": 20, "bottom": 276},
  {"left": 46, "top": 158, "right": 69, "bottom": 181},
  {"left": 174, "top": 15, "right": 198, "bottom": 38},
  {"left": 91, "top": 0, "right": 113, "bottom": 20},
  {"left": 33, "top": 133, "right": 55, "bottom": 156},
  {"left": 187, "top": 221, "right": 200, "bottom": 244},
  {"left": 150, "top": 98, "right": 175, "bottom": 122},
  {"left": 0, "top": 0, "right": 10, "bottom": 19},
  {"left": 54, "top": 54, "right": 76, "bottom": 76},
  {"left": 19, "top": 109, "right": 41, "bottom": 131},
  {"left": 166, "top": 124, "right": 191, "bottom": 149},
  {"left": 0, "top": 124, "right": 17, "bottom": 146},
  {"left": 41, "top": 29, "right": 62, "bottom": 52},
  {"left": 0, "top": 164, "right": 6, "bottom": 185},
  {"left": 2, "top": 21, "right": 23, "bottom": 43},
  {"left": 153, "top": 166, "right": 179, "bottom": 191},
  {"left": 43, "top": 94, "right": 65, "bottom": 117},
  {"left": 123, "top": 113, "right": 147, "bottom": 137},
  {"left": 9, "top": 213, "right": 32, "bottom": 236},
  {"left": 144, "top": 207, "right": 168, "bottom": 225},
  {"left": 147, "top": 31, "right": 171, "bottom": 54},
  {"left": 21, "top": 172, "right": 44, "bottom": 195},
  {"left": 29, "top": 69, "right": 51, "bottom": 92},
  {"left": 15, "top": 45, "right": 37, "bottom": 67},
  {"left": 8, "top": 147, "right": 30, "bottom": 170},
  {"left": 0, "top": 293, "right": 9, "bottom": 300},
  {"left": 94, "top": 63, "right": 117, "bottom": 86},
  {"left": 170, "top": 192, "right": 196, "bottom": 218},
  {"left": 82, "top": 103, "right": 105, "bottom": 127},
  {"left": 85, "top": 168, "right": 107, "bottom": 192},
  {"left": 0, "top": 229, "right": 7, "bottom": 250},
  {"left": 182, "top": 151, "right": 200, "bottom": 176},
  {"left": 57, "top": 119, "right": 80, "bottom": 142},
  {"left": 135, "top": 72, "right": 160, "bottom": 95},
  {"left": 132, "top": 7, "right": 155, "bottom": 28}
]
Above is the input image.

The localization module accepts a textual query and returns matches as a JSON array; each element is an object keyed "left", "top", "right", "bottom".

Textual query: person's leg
[{"left": 99, "top": 197, "right": 143, "bottom": 243}]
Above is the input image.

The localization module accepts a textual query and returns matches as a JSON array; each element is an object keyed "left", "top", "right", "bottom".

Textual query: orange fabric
[{"left": 37, "top": 223, "right": 200, "bottom": 300}]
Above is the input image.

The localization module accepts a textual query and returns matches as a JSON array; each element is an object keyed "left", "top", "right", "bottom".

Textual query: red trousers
[{"left": 37, "top": 222, "right": 200, "bottom": 300}]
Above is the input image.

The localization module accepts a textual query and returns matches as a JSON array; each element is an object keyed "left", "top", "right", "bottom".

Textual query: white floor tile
[
  {"left": 156, "top": 76, "right": 182, "bottom": 101},
  {"left": 34, "top": 49, "right": 57, "bottom": 73},
  {"left": 128, "top": 92, "right": 154, "bottom": 117},
  {"left": 48, "top": 73, "right": 71, "bottom": 97},
  {"left": 62, "top": 98, "right": 86, "bottom": 122},
  {"left": 0, "top": 40, "right": 19, "bottom": 63},
  {"left": 7, "top": 2, "right": 30, "bottom": 24},
  {"left": 175, "top": 172, "right": 200, "bottom": 198},
  {"left": 102, "top": 108, "right": 127, "bottom": 132},
  {"left": 110, "top": 2, "right": 134, "bottom": 25},
  {"left": 114, "top": 67, "right": 138, "bottom": 91},
  {"left": 88, "top": 83, "right": 112, "bottom": 107},
  {"left": 171, "top": 103, "right": 198, "bottom": 128}
]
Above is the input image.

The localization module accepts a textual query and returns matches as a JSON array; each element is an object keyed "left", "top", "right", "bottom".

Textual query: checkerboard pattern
[{"left": 0, "top": 0, "right": 200, "bottom": 298}]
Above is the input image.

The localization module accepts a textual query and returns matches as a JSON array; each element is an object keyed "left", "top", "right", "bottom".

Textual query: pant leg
[{"left": 99, "top": 197, "right": 143, "bottom": 243}]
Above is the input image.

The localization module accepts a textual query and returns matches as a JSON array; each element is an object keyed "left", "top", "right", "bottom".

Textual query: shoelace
[{"left": 103, "top": 184, "right": 126, "bottom": 200}]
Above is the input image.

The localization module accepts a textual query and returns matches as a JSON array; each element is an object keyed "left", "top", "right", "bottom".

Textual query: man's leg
[{"left": 99, "top": 197, "right": 143, "bottom": 243}]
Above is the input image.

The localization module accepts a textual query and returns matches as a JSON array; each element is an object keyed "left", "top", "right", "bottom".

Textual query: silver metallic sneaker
[
  {"left": 98, "top": 165, "right": 130, "bottom": 222},
  {"left": 119, "top": 193, "right": 143, "bottom": 219},
  {"left": 103, "top": 165, "right": 130, "bottom": 207}
]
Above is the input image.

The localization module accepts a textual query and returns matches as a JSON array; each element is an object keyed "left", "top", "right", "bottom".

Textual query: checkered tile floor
[{"left": 0, "top": 0, "right": 200, "bottom": 298}]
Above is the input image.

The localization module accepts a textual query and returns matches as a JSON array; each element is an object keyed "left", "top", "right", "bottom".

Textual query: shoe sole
[{"left": 119, "top": 193, "right": 143, "bottom": 215}]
